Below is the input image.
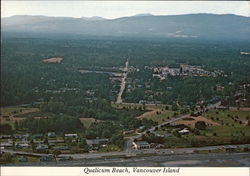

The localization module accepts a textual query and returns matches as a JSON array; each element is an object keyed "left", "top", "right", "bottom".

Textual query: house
[
  {"left": 48, "top": 132, "right": 56, "bottom": 138},
  {"left": 36, "top": 144, "right": 49, "bottom": 152},
  {"left": 132, "top": 141, "right": 150, "bottom": 150},
  {"left": 40, "top": 155, "right": 53, "bottom": 162},
  {"left": 178, "top": 128, "right": 190, "bottom": 135},
  {"left": 86, "top": 138, "right": 109, "bottom": 150},
  {"left": 32, "top": 134, "right": 44, "bottom": 139},
  {"left": 0, "top": 142, "right": 13, "bottom": 148},
  {"left": 216, "top": 106, "right": 228, "bottom": 110},
  {"left": 15, "top": 143, "right": 30, "bottom": 149},
  {"left": 64, "top": 133, "right": 78, "bottom": 138},
  {"left": 48, "top": 139, "right": 65, "bottom": 144},
  {"left": 33, "top": 140, "right": 43, "bottom": 144},
  {"left": 53, "top": 146, "right": 69, "bottom": 150},
  {"left": 0, "top": 135, "right": 11, "bottom": 139},
  {"left": 139, "top": 100, "right": 146, "bottom": 104},
  {"left": 137, "top": 126, "right": 145, "bottom": 133},
  {"left": 123, "top": 130, "right": 135, "bottom": 135},
  {"left": 155, "top": 144, "right": 165, "bottom": 149},
  {"left": 17, "top": 156, "right": 28, "bottom": 162}
]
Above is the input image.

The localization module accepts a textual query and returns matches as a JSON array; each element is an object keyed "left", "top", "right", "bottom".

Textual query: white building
[{"left": 133, "top": 141, "right": 150, "bottom": 150}]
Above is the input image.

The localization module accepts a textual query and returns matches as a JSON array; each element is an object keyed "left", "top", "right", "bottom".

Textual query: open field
[
  {"left": 79, "top": 118, "right": 98, "bottom": 128},
  {"left": 0, "top": 107, "right": 39, "bottom": 116},
  {"left": 141, "top": 110, "right": 176, "bottom": 123},
  {"left": 203, "top": 110, "right": 249, "bottom": 127},
  {"left": 0, "top": 107, "right": 39, "bottom": 125},
  {"left": 43, "top": 57, "right": 63, "bottom": 63}
]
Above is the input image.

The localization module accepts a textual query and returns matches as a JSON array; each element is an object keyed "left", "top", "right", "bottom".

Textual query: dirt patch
[
  {"left": 13, "top": 108, "right": 39, "bottom": 117},
  {"left": 0, "top": 108, "right": 39, "bottom": 123},
  {"left": 136, "top": 109, "right": 161, "bottom": 119},
  {"left": 0, "top": 116, "right": 25, "bottom": 123},
  {"left": 43, "top": 57, "right": 63, "bottom": 63},
  {"left": 174, "top": 116, "right": 220, "bottom": 128}
]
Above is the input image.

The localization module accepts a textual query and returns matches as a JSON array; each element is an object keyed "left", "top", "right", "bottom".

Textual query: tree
[
  {"left": 2, "top": 153, "right": 13, "bottom": 163},
  {"left": 78, "top": 140, "right": 88, "bottom": 152},
  {"left": 110, "top": 133, "right": 124, "bottom": 148},
  {"left": 195, "top": 121, "right": 207, "bottom": 130},
  {"left": 52, "top": 150, "right": 61, "bottom": 158},
  {"left": 14, "top": 121, "right": 19, "bottom": 130},
  {"left": 0, "top": 124, "right": 12, "bottom": 134},
  {"left": 172, "top": 104, "right": 178, "bottom": 111},
  {"left": 102, "top": 130, "right": 112, "bottom": 138},
  {"left": 173, "top": 130, "right": 181, "bottom": 138}
]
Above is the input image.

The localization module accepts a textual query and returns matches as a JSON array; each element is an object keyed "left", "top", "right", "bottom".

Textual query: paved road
[
  {"left": 4, "top": 152, "right": 250, "bottom": 167},
  {"left": 116, "top": 60, "right": 129, "bottom": 104},
  {"left": 3, "top": 144, "right": 249, "bottom": 161}
]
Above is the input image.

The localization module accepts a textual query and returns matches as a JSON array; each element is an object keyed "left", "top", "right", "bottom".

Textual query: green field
[{"left": 202, "top": 110, "right": 250, "bottom": 137}]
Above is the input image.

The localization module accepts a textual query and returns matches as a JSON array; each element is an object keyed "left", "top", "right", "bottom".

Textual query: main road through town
[{"left": 116, "top": 59, "right": 129, "bottom": 104}]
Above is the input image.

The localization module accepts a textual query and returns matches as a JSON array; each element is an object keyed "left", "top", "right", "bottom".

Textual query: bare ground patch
[
  {"left": 136, "top": 109, "right": 161, "bottom": 119},
  {"left": 174, "top": 116, "right": 220, "bottom": 128},
  {"left": 43, "top": 57, "right": 63, "bottom": 63}
]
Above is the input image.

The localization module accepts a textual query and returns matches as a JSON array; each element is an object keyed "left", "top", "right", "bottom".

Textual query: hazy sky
[{"left": 2, "top": 1, "right": 249, "bottom": 19}]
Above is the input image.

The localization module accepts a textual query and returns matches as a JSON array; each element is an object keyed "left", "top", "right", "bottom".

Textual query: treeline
[{"left": 40, "top": 98, "right": 143, "bottom": 121}]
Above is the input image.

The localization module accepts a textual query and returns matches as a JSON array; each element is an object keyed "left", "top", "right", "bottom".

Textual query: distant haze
[{"left": 1, "top": 1, "right": 249, "bottom": 19}]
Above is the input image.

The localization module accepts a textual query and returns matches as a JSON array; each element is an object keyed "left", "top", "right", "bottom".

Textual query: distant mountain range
[{"left": 2, "top": 14, "right": 250, "bottom": 40}]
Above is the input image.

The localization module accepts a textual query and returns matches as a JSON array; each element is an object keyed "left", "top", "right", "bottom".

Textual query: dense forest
[{"left": 1, "top": 37, "right": 250, "bottom": 107}]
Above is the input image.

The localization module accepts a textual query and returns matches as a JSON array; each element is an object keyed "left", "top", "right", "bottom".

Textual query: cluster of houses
[
  {"left": 145, "top": 64, "right": 224, "bottom": 80},
  {"left": 0, "top": 132, "right": 110, "bottom": 153}
]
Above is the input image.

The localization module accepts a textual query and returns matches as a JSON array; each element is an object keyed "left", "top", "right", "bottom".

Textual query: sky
[{"left": 1, "top": 1, "right": 250, "bottom": 19}]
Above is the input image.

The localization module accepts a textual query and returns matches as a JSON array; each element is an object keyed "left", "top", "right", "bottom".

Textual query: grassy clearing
[
  {"left": 79, "top": 118, "right": 97, "bottom": 128},
  {"left": 143, "top": 110, "right": 176, "bottom": 123}
]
